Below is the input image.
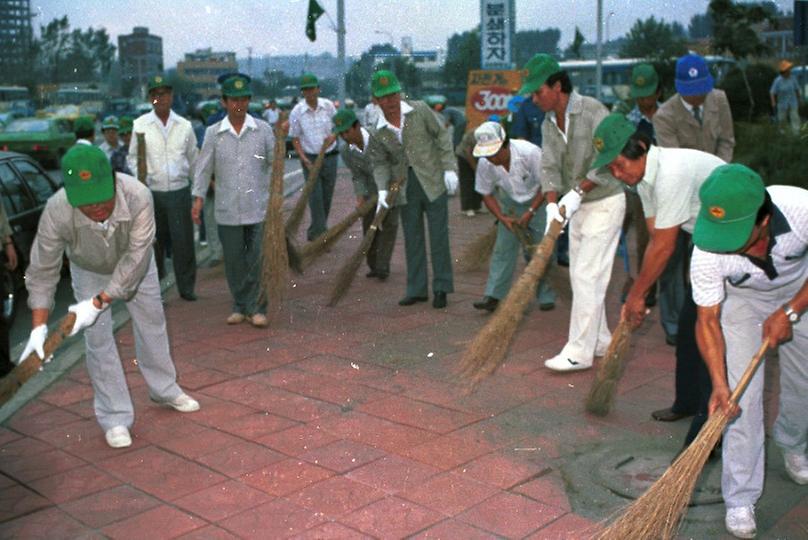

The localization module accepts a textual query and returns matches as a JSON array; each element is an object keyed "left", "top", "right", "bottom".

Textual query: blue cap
[
  {"left": 507, "top": 95, "right": 526, "bottom": 113},
  {"left": 487, "top": 114, "right": 501, "bottom": 122},
  {"left": 674, "top": 53, "right": 714, "bottom": 96}
]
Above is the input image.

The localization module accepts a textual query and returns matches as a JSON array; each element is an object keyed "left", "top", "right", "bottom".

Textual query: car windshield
[{"left": 4, "top": 119, "right": 50, "bottom": 133}]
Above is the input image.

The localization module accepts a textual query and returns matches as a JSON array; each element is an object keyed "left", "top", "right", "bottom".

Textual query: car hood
[{"left": 0, "top": 132, "right": 52, "bottom": 143}]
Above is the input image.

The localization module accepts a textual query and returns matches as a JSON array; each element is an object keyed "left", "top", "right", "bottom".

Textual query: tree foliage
[
  {"left": 514, "top": 28, "right": 561, "bottom": 67},
  {"left": 688, "top": 13, "right": 713, "bottom": 39},
  {"left": 565, "top": 27, "right": 586, "bottom": 59},
  {"left": 33, "top": 16, "right": 116, "bottom": 84},
  {"left": 346, "top": 44, "right": 421, "bottom": 100},
  {"left": 619, "top": 16, "right": 687, "bottom": 60},
  {"left": 709, "top": 0, "right": 772, "bottom": 60},
  {"left": 443, "top": 29, "right": 481, "bottom": 87}
]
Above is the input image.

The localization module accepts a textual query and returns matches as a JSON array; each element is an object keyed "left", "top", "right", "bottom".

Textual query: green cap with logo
[
  {"left": 101, "top": 115, "right": 119, "bottom": 130},
  {"left": 590, "top": 113, "right": 637, "bottom": 169},
  {"left": 693, "top": 164, "right": 766, "bottom": 253},
  {"left": 332, "top": 109, "right": 358, "bottom": 134},
  {"left": 519, "top": 54, "right": 561, "bottom": 95},
  {"left": 118, "top": 116, "right": 133, "bottom": 134},
  {"left": 371, "top": 70, "right": 402, "bottom": 98},
  {"left": 300, "top": 72, "right": 319, "bottom": 89},
  {"left": 61, "top": 144, "right": 115, "bottom": 208},
  {"left": 630, "top": 63, "right": 659, "bottom": 99},
  {"left": 147, "top": 74, "right": 172, "bottom": 92},
  {"left": 219, "top": 72, "right": 252, "bottom": 97},
  {"left": 73, "top": 115, "right": 95, "bottom": 135}
]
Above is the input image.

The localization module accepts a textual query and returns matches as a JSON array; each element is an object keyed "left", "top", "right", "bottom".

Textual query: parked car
[
  {"left": 0, "top": 151, "right": 62, "bottom": 322},
  {"left": 0, "top": 117, "right": 76, "bottom": 168}
]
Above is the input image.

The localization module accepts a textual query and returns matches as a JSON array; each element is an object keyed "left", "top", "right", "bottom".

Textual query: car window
[
  {"left": 4, "top": 119, "right": 50, "bottom": 133},
  {"left": 0, "top": 163, "right": 34, "bottom": 215},
  {"left": 12, "top": 159, "right": 55, "bottom": 205}
]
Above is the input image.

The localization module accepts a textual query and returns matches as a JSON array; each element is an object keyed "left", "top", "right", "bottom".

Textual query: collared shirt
[
  {"left": 127, "top": 110, "right": 198, "bottom": 192},
  {"left": 376, "top": 99, "right": 415, "bottom": 143},
  {"left": 288, "top": 97, "right": 337, "bottom": 154},
  {"left": 26, "top": 174, "right": 156, "bottom": 309},
  {"left": 770, "top": 75, "right": 800, "bottom": 110},
  {"left": 193, "top": 115, "right": 275, "bottom": 226},
  {"left": 691, "top": 186, "right": 808, "bottom": 307},
  {"left": 547, "top": 95, "right": 573, "bottom": 144},
  {"left": 98, "top": 140, "right": 122, "bottom": 160},
  {"left": 341, "top": 127, "right": 376, "bottom": 198},
  {"left": 363, "top": 103, "right": 381, "bottom": 128},
  {"left": 263, "top": 108, "right": 279, "bottom": 126},
  {"left": 636, "top": 146, "right": 725, "bottom": 233},
  {"left": 475, "top": 139, "right": 542, "bottom": 204}
]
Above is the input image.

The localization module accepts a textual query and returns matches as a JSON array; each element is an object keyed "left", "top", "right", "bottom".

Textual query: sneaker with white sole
[
  {"left": 162, "top": 393, "right": 200, "bottom": 413},
  {"left": 725, "top": 505, "right": 756, "bottom": 539},
  {"left": 105, "top": 426, "right": 132, "bottom": 448},
  {"left": 784, "top": 452, "right": 808, "bottom": 485},
  {"left": 250, "top": 313, "right": 269, "bottom": 328},
  {"left": 544, "top": 354, "right": 592, "bottom": 372},
  {"left": 226, "top": 312, "right": 245, "bottom": 325}
]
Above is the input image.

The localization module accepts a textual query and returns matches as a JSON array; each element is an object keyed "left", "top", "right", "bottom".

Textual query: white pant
[
  {"left": 71, "top": 256, "right": 183, "bottom": 431},
  {"left": 558, "top": 193, "right": 625, "bottom": 365},
  {"left": 720, "top": 280, "right": 808, "bottom": 508}
]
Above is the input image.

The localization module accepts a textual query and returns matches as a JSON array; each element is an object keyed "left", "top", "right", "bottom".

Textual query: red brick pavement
[{"left": 1, "top": 169, "right": 804, "bottom": 539}]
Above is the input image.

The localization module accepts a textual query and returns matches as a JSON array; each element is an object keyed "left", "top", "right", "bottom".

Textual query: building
[
  {"left": 118, "top": 27, "right": 163, "bottom": 97},
  {"left": 0, "top": 0, "right": 33, "bottom": 84},
  {"left": 177, "top": 48, "right": 237, "bottom": 99}
]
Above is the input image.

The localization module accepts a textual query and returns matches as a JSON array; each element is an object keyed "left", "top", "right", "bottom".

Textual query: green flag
[{"left": 306, "top": 0, "right": 325, "bottom": 42}]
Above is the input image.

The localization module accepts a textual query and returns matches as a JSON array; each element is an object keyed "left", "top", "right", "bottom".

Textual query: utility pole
[
  {"left": 595, "top": 0, "right": 603, "bottom": 102},
  {"left": 337, "top": 0, "right": 346, "bottom": 104}
]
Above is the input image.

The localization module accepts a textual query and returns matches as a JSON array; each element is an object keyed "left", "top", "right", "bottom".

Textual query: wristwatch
[
  {"left": 782, "top": 303, "right": 800, "bottom": 324},
  {"left": 573, "top": 184, "right": 586, "bottom": 197}
]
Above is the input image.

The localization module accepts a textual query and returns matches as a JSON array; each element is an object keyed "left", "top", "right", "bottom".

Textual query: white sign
[{"left": 480, "top": 0, "right": 515, "bottom": 70}]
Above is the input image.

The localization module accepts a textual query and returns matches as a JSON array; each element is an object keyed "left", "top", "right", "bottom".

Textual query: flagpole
[{"left": 337, "top": 0, "right": 346, "bottom": 105}]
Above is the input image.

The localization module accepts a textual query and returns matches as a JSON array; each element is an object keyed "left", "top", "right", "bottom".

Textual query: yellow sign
[{"left": 465, "top": 70, "right": 522, "bottom": 132}]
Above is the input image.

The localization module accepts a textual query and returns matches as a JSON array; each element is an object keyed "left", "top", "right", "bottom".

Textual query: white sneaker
[
  {"left": 162, "top": 393, "right": 200, "bottom": 413},
  {"left": 250, "top": 313, "right": 269, "bottom": 328},
  {"left": 725, "top": 505, "right": 756, "bottom": 539},
  {"left": 226, "top": 312, "right": 246, "bottom": 325},
  {"left": 784, "top": 452, "right": 808, "bottom": 485},
  {"left": 544, "top": 354, "right": 591, "bottom": 372},
  {"left": 105, "top": 426, "right": 132, "bottom": 448},
  {"left": 464, "top": 209, "right": 476, "bottom": 217}
]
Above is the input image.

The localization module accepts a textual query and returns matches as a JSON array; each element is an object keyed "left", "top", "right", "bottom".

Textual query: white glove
[
  {"left": 19, "top": 324, "right": 47, "bottom": 364},
  {"left": 443, "top": 171, "right": 459, "bottom": 195},
  {"left": 558, "top": 189, "right": 583, "bottom": 221},
  {"left": 544, "top": 202, "right": 564, "bottom": 234},
  {"left": 68, "top": 298, "right": 105, "bottom": 337},
  {"left": 376, "top": 190, "right": 389, "bottom": 214}
]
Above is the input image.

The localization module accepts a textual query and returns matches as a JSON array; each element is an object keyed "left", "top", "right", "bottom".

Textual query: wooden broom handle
[{"left": 728, "top": 338, "right": 770, "bottom": 405}]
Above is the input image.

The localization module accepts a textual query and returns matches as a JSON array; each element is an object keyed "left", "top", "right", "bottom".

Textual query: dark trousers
[
  {"left": 458, "top": 157, "right": 481, "bottom": 212},
  {"left": 361, "top": 197, "right": 399, "bottom": 274},
  {"left": 218, "top": 223, "right": 266, "bottom": 316},
  {"left": 399, "top": 170, "right": 454, "bottom": 298},
  {"left": 305, "top": 152, "right": 339, "bottom": 241},
  {"left": 0, "top": 269, "right": 11, "bottom": 376},
  {"left": 152, "top": 186, "right": 196, "bottom": 297}
]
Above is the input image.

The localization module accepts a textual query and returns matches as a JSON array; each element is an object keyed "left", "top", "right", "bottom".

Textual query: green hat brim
[
  {"left": 693, "top": 209, "right": 756, "bottom": 253},
  {"left": 119, "top": 128, "right": 132, "bottom": 135},
  {"left": 590, "top": 144, "right": 622, "bottom": 170},
  {"left": 373, "top": 82, "right": 401, "bottom": 98},
  {"left": 65, "top": 178, "right": 115, "bottom": 208},
  {"left": 332, "top": 122, "right": 352, "bottom": 134},
  {"left": 223, "top": 89, "right": 252, "bottom": 98},
  {"left": 300, "top": 82, "right": 319, "bottom": 89},
  {"left": 630, "top": 84, "right": 656, "bottom": 99}
]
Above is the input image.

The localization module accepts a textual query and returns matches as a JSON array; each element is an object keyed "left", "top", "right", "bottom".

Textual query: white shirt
[
  {"left": 363, "top": 103, "right": 381, "bottom": 128},
  {"left": 547, "top": 93, "right": 574, "bottom": 144},
  {"left": 691, "top": 186, "right": 808, "bottom": 307},
  {"left": 98, "top": 140, "right": 121, "bottom": 160},
  {"left": 127, "top": 110, "right": 198, "bottom": 192},
  {"left": 288, "top": 97, "right": 337, "bottom": 154},
  {"left": 376, "top": 100, "right": 414, "bottom": 144},
  {"left": 349, "top": 127, "right": 371, "bottom": 155},
  {"left": 475, "top": 139, "right": 543, "bottom": 204},
  {"left": 218, "top": 113, "right": 257, "bottom": 139},
  {"left": 637, "top": 146, "right": 725, "bottom": 233},
  {"left": 263, "top": 108, "right": 279, "bottom": 126}
]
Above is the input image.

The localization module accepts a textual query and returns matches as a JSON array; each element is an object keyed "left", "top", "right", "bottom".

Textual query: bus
[
  {"left": 0, "top": 86, "right": 33, "bottom": 113},
  {"left": 51, "top": 86, "right": 105, "bottom": 117}
]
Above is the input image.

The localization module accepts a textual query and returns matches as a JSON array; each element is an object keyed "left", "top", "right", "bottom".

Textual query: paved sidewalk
[{"left": 0, "top": 169, "right": 804, "bottom": 539}]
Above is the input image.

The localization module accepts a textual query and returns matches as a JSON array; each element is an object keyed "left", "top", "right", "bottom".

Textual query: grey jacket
[{"left": 340, "top": 128, "right": 377, "bottom": 198}]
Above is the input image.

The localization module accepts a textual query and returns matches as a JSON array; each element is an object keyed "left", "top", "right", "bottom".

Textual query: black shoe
[
  {"left": 366, "top": 270, "right": 380, "bottom": 278},
  {"left": 473, "top": 296, "right": 498, "bottom": 312},
  {"left": 539, "top": 302, "right": 555, "bottom": 311},
  {"left": 180, "top": 292, "right": 198, "bottom": 301},
  {"left": 651, "top": 407, "right": 694, "bottom": 422},
  {"left": 432, "top": 292, "right": 447, "bottom": 309},
  {"left": 556, "top": 255, "right": 570, "bottom": 267},
  {"left": 399, "top": 296, "right": 428, "bottom": 306},
  {"left": 645, "top": 292, "right": 657, "bottom": 307},
  {"left": 376, "top": 271, "right": 389, "bottom": 281},
  {"left": 665, "top": 334, "right": 678, "bottom": 347}
]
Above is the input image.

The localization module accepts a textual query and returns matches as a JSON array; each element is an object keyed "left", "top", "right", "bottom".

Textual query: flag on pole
[{"left": 306, "top": 0, "right": 325, "bottom": 42}]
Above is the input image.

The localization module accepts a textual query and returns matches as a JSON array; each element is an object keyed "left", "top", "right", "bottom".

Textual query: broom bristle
[
  {"left": 456, "top": 225, "right": 497, "bottom": 272},
  {"left": 285, "top": 146, "right": 327, "bottom": 238},
  {"left": 298, "top": 196, "right": 376, "bottom": 270},
  {"left": 286, "top": 236, "right": 303, "bottom": 274},
  {"left": 585, "top": 320, "right": 633, "bottom": 416},
  {"left": 262, "top": 117, "right": 290, "bottom": 313}
]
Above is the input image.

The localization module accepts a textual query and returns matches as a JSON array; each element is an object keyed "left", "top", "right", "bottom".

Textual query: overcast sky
[{"left": 32, "top": 0, "right": 795, "bottom": 66}]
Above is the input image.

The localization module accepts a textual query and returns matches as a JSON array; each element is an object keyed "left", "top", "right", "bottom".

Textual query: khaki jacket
[
  {"left": 653, "top": 89, "right": 735, "bottom": 163},
  {"left": 340, "top": 127, "right": 377, "bottom": 198},
  {"left": 368, "top": 100, "right": 456, "bottom": 206}
]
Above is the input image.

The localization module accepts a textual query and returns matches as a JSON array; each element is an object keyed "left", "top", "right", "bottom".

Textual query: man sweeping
[
  {"left": 690, "top": 165, "right": 808, "bottom": 538},
  {"left": 20, "top": 145, "right": 200, "bottom": 449},
  {"left": 470, "top": 120, "right": 555, "bottom": 313}
]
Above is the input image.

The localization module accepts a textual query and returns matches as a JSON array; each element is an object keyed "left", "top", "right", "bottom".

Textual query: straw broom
[
  {"left": 457, "top": 218, "right": 564, "bottom": 389},
  {"left": 0, "top": 313, "right": 76, "bottom": 406},
  {"left": 456, "top": 224, "right": 497, "bottom": 272},
  {"left": 261, "top": 117, "right": 291, "bottom": 314},
  {"left": 284, "top": 144, "right": 328, "bottom": 238},
  {"left": 296, "top": 195, "right": 377, "bottom": 270},
  {"left": 327, "top": 177, "right": 405, "bottom": 307},
  {"left": 595, "top": 339, "right": 770, "bottom": 540},
  {"left": 584, "top": 320, "right": 633, "bottom": 416}
]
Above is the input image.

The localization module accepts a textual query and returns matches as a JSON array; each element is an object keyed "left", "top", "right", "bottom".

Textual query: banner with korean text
[
  {"left": 480, "top": 0, "right": 516, "bottom": 70},
  {"left": 465, "top": 69, "right": 521, "bottom": 131}
]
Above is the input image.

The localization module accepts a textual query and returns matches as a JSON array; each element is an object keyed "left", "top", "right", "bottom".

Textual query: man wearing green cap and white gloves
[
  {"left": 288, "top": 72, "right": 338, "bottom": 241},
  {"left": 20, "top": 145, "right": 200, "bottom": 449},
  {"left": 520, "top": 53, "right": 625, "bottom": 371},
  {"left": 193, "top": 73, "right": 274, "bottom": 327},
  {"left": 689, "top": 165, "right": 808, "bottom": 538},
  {"left": 367, "top": 70, "right": 458, "bottom": 309},
  {"left": 333, "top": 108, "right": 398, "bottom": 280},
  {"left": 590, "top": 113, "right": 725, "bottom": 448}
]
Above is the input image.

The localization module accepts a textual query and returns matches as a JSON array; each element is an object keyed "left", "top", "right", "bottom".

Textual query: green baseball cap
[
  {"left": 219, "top": 73, "right": 252, "bottom": 97},
  {"left": 371, "top": 70, "right": 402, "bottom": 98},
  {"left": 630, "top": 63, "right": 659, "bottom": 99},
  {"left": 519, "top": 54, "right": 561, "bottom": 95},
  {"left": 300, "top": 72, "right": 319, "bottom": 89},
  {"left": 147, "top": 74, "right": 172, "bottom": 92},
  {"left": 73, "top": 116, "right": 95, "bottom": 135},
  {"left": 424, "top": 94, "right": 447, "bottom": 107},
  {"left": 590, "top": 114, "right": 637, "bottom": 170},
  {"left": 101, "top": 115, "right": 119, "bottom": 130},
  {"left": 61, "top": 145, "right": 115, "bottom": 208},
  {"left": 693, "top": 164, "right": 766, "bottom": 253},
  {"left": 118, "top": 116, "right": 133, "bottom": 134},
  {"left": 332, "top": 108, "right": 358, "bottom": 134}
]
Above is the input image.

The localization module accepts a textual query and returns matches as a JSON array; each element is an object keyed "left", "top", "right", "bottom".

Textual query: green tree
[
  {"left": 688, "top": 13, "right": 712, "bottom": 39},
  {"left": 619, "top": 16, "right": 687, "bottom": 60},
  {"left": 443, "top": 29, "right": 480, "bottom": 87},
  {"left": 514, "top": 28, "right": 562, "bottom": 67},
  {"left": 33, "top": 17, "right": 116, "bottom": 84},
  {"left": 564, "top": 27, "right": 586, "bottom": 59},
  {"left": 345, "top": 43, "right": 398, "bottom": 100}
]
